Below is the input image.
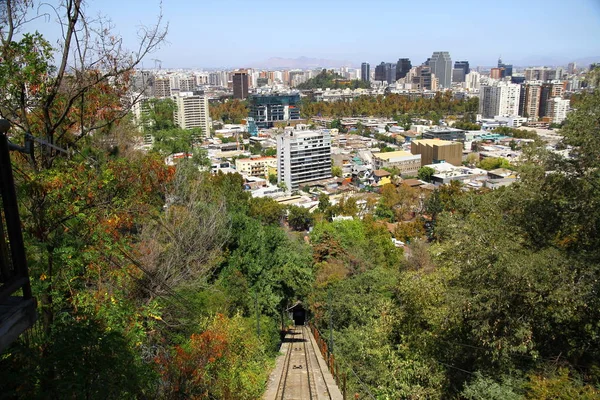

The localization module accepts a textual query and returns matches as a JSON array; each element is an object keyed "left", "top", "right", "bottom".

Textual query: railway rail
[{"left": 272, "top": 325, "right": 338, "bottom": 399}]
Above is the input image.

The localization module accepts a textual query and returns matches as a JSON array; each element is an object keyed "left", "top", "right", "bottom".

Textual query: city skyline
[{"left": 27, "top": 0, "right": 600, "bottom": 69}]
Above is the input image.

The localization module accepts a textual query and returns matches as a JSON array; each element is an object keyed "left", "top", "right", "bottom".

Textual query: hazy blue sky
[{"left": 30, "top": 0, "right": 600, "bottom": 68}]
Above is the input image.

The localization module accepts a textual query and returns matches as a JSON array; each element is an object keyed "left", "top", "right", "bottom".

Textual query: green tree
[
  {"left": 418, "top": 166, "right": 436, "bottom": 182},
  {"left": 318, "top": 192, "right": 331, "bottom": 212},
  {"left": 249, "top": 197, "right": 285, "bottom": 225},
  {"left": 478, "top": 156, "right": 512, "bottom": 170},
  {"left": 332, "top": 165, "right": 343, "bottom": 177},
  {"left": 268, "top": 173, "right": 277, "bottom": 185},
  {"left": 287, "top": 206, "right": 313, "bottom": 231},
  {"left": 141, "top": 98, "right": 176, "bottom": 131}
]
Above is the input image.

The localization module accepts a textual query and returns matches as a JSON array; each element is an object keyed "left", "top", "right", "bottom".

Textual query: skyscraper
[
  {"left": 374, "top": 62, "right": 386, "bottom": 82},
  {"left": 361, "top": 62, "right": 370, "bottom": 82},
  {"left": 429, "top": 52, "right": 452, "bottom": 89},
  {"left": 385, "top": 63, "right": 397, "bottom": 84},
  {"left": 396, "top": 58, "right": 412, "bottom": 80},
  {"left": 498, "top": 58, "right": 513, "bottom": 77},
  {"left": 232, "top": 71, "right": 249, "bottom": 99},
  {"left": 374, "top": 62, "right": 396, "bottom": 84},
  {"left": 454, "top": 61, "right": 470, "bottom": 75}
]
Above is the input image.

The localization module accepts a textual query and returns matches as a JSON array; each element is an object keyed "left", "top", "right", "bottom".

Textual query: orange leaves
[{"left": 154, "top": 314, "right": 267, "bottom": 399}]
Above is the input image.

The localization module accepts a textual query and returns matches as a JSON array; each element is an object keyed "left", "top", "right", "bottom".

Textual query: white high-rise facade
[
  {"left": 465, "top": 71, "right": 481, "bottom": 91},
  {"left": 479, "top": 82, "right": 521, "bottom": 118},
  {"left": 173, "top": 91, "right": 211, "bottom": 135},
  {"left": 277, "top": 130, "right": 332, "bottom": 191},
  {"left": 547, "top": 97, "right": 570, "bottom": 124}
]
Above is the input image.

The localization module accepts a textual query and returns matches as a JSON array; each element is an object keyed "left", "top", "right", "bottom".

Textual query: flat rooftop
[
  {"left": 412, "top": 139, "right": 461, "bottom": 146},
  {"left": 372, "top": 150, "right": 415, "bottom": 160}
]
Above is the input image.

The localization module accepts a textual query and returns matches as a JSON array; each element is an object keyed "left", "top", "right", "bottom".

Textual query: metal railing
[{"left": 309, "top": 322, "right": 377, "bottom": 400}]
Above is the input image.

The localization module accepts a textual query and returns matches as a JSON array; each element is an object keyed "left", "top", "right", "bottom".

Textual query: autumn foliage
[{"left": 155, "top": 314, "right": 270, "bottom": 400}]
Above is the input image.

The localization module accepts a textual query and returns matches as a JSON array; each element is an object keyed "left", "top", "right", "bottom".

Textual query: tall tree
[{"left": 0, "top": 0, "right": 167, "bottom": 169}]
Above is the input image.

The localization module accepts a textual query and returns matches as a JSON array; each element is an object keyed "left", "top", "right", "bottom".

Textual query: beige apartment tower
[{"left": 173, "top": 91, "right": 211, "bottom": 135}]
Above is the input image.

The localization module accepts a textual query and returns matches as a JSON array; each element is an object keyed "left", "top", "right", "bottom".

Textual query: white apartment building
[
  {"left": 173, "top": 91, "right": 211, "bottom": 134},
  {"left": 479, "top": 81, "right": 521, "bottom": 118},
  {"left": 277, "top": 130, "right": 332, "bottom": 191},
  {"left": 235, "top": 156, "right": 277, "bottom": 177},
  {"left": 546, "top": 97, "right": 570, "bottom": 124},
  {"left": 465, "top": 71, "right": 481, "bottom": 91}
]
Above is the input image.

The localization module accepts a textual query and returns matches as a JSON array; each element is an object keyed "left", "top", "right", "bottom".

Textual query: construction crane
[{"left": 152, "top": 58, "right": 162, "bottom": 70}]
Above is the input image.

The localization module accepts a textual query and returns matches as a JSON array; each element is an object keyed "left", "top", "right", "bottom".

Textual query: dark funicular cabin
[{"left": 286, "top": 302, "right": 306, "bottom": 326}]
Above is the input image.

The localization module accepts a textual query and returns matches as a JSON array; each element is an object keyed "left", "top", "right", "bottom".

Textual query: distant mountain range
[
  {"left": 510, "top": 55, "right": 600, "bottom": 68},
  {"left": 251, "top": 56, "right": 355, "bottom": 69},
  {"left": 245, "top": 55, "right": 600, "bottom": 70}
]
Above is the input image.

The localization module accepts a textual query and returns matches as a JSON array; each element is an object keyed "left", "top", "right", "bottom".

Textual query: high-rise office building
[
  {"left": 277, "top": 130, "right": 332, "bottom": 191},
  {"left": 567, "top": 62, "right": 577, "bottom": 74},
  {"left": 452, "top": 68, "right": 465, "bottom": 83},
  {"left": 249, "top": 93, "right": 301, "bottom": 128},
  {"left": 454, "top": 61, "right": 470, "bottom": 75},
  {"left": 498, "top": 58, "right": 513, "bottom": 77},
  {"left": 385, "top": 63, "right": 397, "bottom": 84},
  {"left": 374, "top": 62, "right": 386, "bottom": 82},
  {"left": 173, "top": 91, "right": 211, "bottom": 135},
  {"left": 396, "top": 58, "right": 412, "bottom": 80},
  {"left": 374, "top": 62, "right": 396, "bottom": 84},
  {"left": 232, "top": 71, "right": 249, "bottom": 99},
  {"left": 429, "top": 51, "right": 452, "bottom": 88},
  {"left": 361, "top": 62, "right": 370, "bottom": 82},
  {"left": 479, "top": 81, "right": 521, "bottom": 118}
]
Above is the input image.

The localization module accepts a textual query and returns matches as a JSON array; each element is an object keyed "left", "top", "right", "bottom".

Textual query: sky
[{"left": 28, "top": 0, "right": 600, "bottom": 69}]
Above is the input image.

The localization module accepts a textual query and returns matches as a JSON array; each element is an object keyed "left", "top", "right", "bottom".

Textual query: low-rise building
[
  {"left": 411, "top": 139, "right": 463, "bottom": 166},
  {"left": 422, "top": 127, "right": 466, "bottom": 141},
  {"left": 235, "top": 156, "right": 277, "bottom": 177},
  {"left": 371, "top": 150, "right": 421, "bottom": 176}
]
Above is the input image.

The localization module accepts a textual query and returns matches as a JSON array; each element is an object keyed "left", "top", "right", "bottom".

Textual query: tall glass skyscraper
[
  {"left": 361, "top": 62, "right": 370, "bottom": 82},
  {"left": 429, "top": 51, "right": 452, "bottom": 89},
  {"left": 396, "top": 58, "right": 412, "bottom": 80}
]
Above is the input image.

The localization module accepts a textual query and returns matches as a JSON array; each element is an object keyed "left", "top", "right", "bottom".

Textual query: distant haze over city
[
  {"left": 26, "top": 0, "right": 600, "bottom": 70},
  {"left": 241, "top": 56, "right": 600, "bottom": 71}
]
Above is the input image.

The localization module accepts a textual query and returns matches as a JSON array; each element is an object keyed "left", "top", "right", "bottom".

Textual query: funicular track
[{"left": 275, "top": 325, "right": 332, "bottom": 399}]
